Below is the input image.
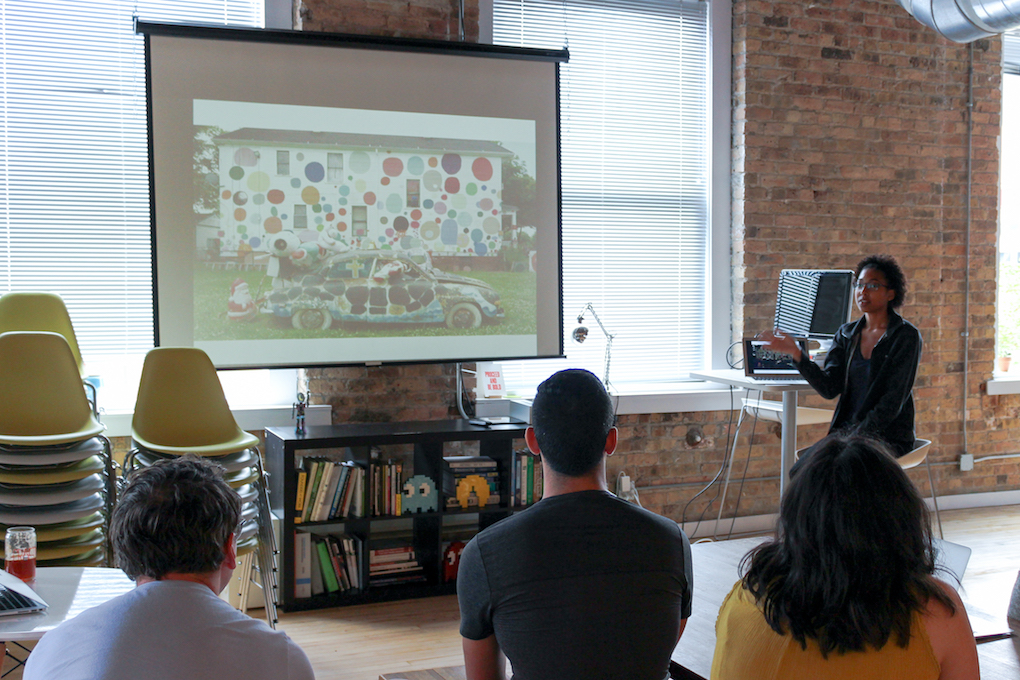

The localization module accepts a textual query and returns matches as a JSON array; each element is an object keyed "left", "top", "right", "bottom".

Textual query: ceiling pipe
[{"left": 894, "top": 0, "right": 1020, "bottom": 42}]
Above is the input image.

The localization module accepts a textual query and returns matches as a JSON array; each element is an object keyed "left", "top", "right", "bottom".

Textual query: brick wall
[{"left": 278, "top": 0, "right": 1020, "bottom": 525}]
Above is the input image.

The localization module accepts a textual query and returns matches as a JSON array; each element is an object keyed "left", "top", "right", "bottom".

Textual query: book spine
[
  {"left": 316, "top": 539, "right": 340, "bottom": 593},
  {"left": 302, "top": 460, "right": 325, "bottom": 523},
  {"left": 295, "top": 470, "right": 308, "bottom": 513},
  {"left": 526, "top": 455, "right": 534, "bottom": 505},
  {"left": 310, "top": 463, "right": 336, "bottom": 522},
  {"left": 294, "top": 531, "right": 312, "bottom": 598}
]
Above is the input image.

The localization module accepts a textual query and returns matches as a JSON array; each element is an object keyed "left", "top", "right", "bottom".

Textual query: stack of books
[
  {"left": 294, "top": 532, "right": 362, "bottom": 597},
  {"left": 443, "top": 456, "right": 500, "bottom": 510},
  {"left": 510, "top": 450, "right": 543, "bottom": 506},
  {"left": 370, "top": 459, "right": 404, "bottom": 516},
  {"left": 368, "top": 540, "right": 425, "bottom": 587},
  {"left": 295, "top": 457, "right": 365, "bottom": 523}
]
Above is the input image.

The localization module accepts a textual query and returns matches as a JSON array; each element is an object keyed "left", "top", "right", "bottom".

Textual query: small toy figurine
[
  {"left": 443, "top": 541, "right": 466, "bottom": 582},
  {"left": 402, "top": 474, "right": 439, "bottom": 513},
  {"left": 293, "top": 391, "right": 310, "bottom": 435},
  {"left": 226, "top": 278, "right": 257, "bottom": 322}
]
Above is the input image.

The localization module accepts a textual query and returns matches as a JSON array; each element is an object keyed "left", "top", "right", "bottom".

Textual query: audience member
[
  {"left": 457, "top": 368, "right": 693, "bottom": 680},
  {"left": 25, "top": 455, "right": 314, "bottom": 680},
  {"left": 711, "top": 435, "right": 978, "bottom": 680}
]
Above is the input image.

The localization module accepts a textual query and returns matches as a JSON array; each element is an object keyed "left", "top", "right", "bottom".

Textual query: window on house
[
  {"left": 493, "top": 0, "right": 711, "bottom": 390},
  {"left": 0, "top": 1, "right": 266, "bottom": 413},
  {"left": 407, "top": 179, "right": 421, "bottom": 207},
  {"left": 277, "top": 150, "right": 290, "bottom": 175},
  {"left": 293, "top": 204, "right": 308, "bottom": 230},
  {"left": 328, "top": 153, "right": 344, "bottom": 182},
  {"left": 352, "top": 206, "right": 368, "bottom": 238}
]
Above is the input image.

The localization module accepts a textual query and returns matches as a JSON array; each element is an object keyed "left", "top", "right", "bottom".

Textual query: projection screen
[{"left": 139, "top": 22, "right": 566, "bottom": 369}]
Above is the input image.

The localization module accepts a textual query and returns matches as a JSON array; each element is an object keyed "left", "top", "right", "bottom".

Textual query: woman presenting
[{"left": 760, "top": 255, "right": 921, "bottom": 457}]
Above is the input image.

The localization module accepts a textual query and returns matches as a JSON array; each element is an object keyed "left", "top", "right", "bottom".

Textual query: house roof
[{"left": 214, "top": 128, "right": 514, "bottom": 156}]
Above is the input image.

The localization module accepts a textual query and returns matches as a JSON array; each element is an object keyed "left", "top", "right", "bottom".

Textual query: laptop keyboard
[{"left": 0, "top": 583, "right": 43, "bottom": 613}]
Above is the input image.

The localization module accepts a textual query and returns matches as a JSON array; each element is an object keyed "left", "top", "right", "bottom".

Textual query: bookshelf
[{"left": 265, "top": 420, "right": 529, "bottom": 611}]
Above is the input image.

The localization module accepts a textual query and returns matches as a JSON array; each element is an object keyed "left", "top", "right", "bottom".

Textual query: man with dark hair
[
  {"left": 25, "top": 455, "right": 314, "bottom": 680},
  {"left": 457, "top": 369, "right": 693, "bottom": 680}
]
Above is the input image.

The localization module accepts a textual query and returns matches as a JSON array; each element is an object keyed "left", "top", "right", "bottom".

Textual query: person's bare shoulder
[{"left": 923, "top": 580, "right": 978, "bottom": 680}]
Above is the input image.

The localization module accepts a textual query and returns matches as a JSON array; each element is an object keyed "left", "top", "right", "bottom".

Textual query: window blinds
[
  {"left": 492, "top": 0, "right": 710, "bottom": 391},
  {"left": 0, "top": 0, "right": 262, "bottom": 362}
]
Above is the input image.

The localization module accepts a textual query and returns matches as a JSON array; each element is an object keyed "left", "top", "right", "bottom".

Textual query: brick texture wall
[{"left": 273, "top": 0, "right": 1020, "bottom": 525}]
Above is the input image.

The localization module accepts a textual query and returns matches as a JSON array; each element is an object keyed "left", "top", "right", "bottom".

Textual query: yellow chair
[
  {"left": 0, "top": 292, "right": 97, "bottom": 415},
  {"left": 898, "top": 438, "right": 942, "bottom": 539},
  {"left": 0, "top": 331, "right": 115, "bottom": 563},
  {"left": 127, "top": 347, "right": 278, "bottom": 626}
]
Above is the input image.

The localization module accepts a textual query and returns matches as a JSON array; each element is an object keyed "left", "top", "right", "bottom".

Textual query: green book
[
  {"left": 316, "top": 538, "right": 340, "bottom": 593},
  {"left": 526, "top": 454, "right": 534, "bottom": 505},
  {"left": 302, "top": 460, "right": 326, "bottom": 523}
]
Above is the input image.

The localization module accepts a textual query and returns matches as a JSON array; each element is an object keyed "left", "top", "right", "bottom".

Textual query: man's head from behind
[
  {"left": 530, "top": 369, "right": 615, "bottom": 476},
  {"left": 112, "top": 455, "right": 242, "bottom": 581}
]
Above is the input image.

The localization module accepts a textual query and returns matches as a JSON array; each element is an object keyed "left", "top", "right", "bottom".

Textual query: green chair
[
  {"left": 0, "top": 331, "right": 116, "bottom": 564},
  {"left": 127, "top": 347, "right": 278, "bottom": 627}
]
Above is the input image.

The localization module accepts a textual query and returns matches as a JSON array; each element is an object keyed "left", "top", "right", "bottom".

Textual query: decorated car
[{"left": 263, "top": 250, "right": 504, "bottom": 330}]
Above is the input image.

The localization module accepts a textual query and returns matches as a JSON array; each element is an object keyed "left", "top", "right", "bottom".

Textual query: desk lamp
[{"left": 572, "top": 303, "right": 615, "bottom": 387}]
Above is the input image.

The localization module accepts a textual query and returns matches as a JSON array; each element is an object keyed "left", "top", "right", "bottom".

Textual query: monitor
[{"left": 773, "top": 269, "right": 854, "bottom": 339}]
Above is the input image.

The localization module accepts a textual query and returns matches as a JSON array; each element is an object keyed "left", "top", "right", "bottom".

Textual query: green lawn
[{"left": 194, "top": 266, "right": 537, "bottom": 341}]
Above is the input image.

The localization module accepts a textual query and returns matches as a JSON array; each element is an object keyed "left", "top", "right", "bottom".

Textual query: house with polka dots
[{"left": 212, "top": 128, "right": 513, "bottom": 261}]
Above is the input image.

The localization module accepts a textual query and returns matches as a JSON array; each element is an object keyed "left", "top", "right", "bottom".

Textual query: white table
[
  {"left": 0, "top": 567, "right": 134, "bottom": 642},
  {"left": 689, "top": 369, "right": 816, "bottom": 496}
]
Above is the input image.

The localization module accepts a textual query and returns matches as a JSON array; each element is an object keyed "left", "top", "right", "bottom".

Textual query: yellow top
[{"left": 711, "top": 582, "right": 940, "bottom": 680}]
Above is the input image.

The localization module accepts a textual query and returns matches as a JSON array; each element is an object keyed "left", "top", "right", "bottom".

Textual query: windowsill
[
  {"left": 477, "top": 381, "right": 751, "bottom": 418},
  {"left": 99, "top": 404, "right": 333, "bottom": 439},
  {"left": 987, "top": 374, "right": 1020, "bottom": 395}
]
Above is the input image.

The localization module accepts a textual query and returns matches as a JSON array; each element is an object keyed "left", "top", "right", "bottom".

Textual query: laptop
[
  {"left": 932, "top": 538, "right": 971, "bottom": 590},
  {"left": 742, "top": 338, "right": 808, "bottom": 381},
  {"left": 0, "top": 568, "right": 47, "bottom": 616}
]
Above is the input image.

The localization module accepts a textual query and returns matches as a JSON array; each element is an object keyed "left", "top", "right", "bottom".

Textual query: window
[
  {"left": 999, "top": 32, "right": 1020, "bottom": 369},
  {"left": 293, "top": 204, "right": 308, "bottom": 230},
  {"left": 277, "top": 150, "right": 291, "bottom": 175},
  {"left": 352, "top": 206, "right": 368, "bottom": 238},
  {"left": 407, "top": 179, "right": 421, "bottom": 207},
  {"left": 493, "top": 0, "right": 712, "bottom": 390},
  {"left": 0, "top": 1, "right": 265, "bottom": 412},
  {"left": 328, "top": 153, "right": 344, "bottom": 181}
]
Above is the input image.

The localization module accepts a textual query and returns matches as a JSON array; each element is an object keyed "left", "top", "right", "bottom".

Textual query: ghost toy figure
[
  {"left": 401, "top": 474, "right": 438, "bottom": 514},
  {"left": 455, "top": 474, "right": 492, "bottom": 510},
  {"left": 371, "top": 259, "right": 407, "bottom": 284},
  {"left": 443, "top": 541, "right": 466, "bottom": 582},
  {"left": 226, "top": 278, "right": 257, "bottom": 322}
]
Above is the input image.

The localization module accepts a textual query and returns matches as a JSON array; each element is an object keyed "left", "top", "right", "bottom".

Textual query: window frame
[{"left": 482, "top": 0, "right": 733, "bottom": 397}]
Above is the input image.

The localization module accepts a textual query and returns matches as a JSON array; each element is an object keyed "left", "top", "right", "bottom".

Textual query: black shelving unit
[{"left": 265, "top": 420, "right": 528, "bottom": 611}]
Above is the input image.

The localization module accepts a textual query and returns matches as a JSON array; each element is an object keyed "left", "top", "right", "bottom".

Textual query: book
[
  {"left": 315, "top": 539, "right": 340, "bottom": 593},
  {"left": 310, "top": 545, "right": 325, "bottom": 596},
  {"left": 327, "top": 463, "right": 351, "bottom": 519},
  {"left": 295, "top": 470, "right": 308, "bottom": 513},
  {"left": 301, "top": 460, "right": 326, "bottom": 523},
  {"left": 342, "top": 535, "right": 360, "bottom": 590},
  {"left": 310, "top": 463, "right": 338, "bottom": 522},
  {"left": 526, "top": 454, "right": 534, "bottom": 505},
  {"left": 294, "top": 531, "right": 312, "bottom": 598},
  {"left": 327, "top": 536, "right": 349, "bottom": 591}
]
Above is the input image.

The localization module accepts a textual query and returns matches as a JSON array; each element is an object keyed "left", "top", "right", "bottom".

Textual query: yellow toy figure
[{"left": 455, "top": 474, "right": 491, "bottom": 509}]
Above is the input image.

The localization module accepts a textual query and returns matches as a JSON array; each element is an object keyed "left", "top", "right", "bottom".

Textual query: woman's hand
[{"left": 758, "top": 329, "right": 802, "bottom": 363}]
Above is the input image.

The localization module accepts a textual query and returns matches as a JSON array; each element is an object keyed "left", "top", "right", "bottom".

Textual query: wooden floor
[{"left": 3, "top": 504, "right": 1019, "bottom": 679}]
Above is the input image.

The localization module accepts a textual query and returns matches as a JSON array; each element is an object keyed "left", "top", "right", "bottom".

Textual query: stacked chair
[
  {"left": 124, "top": 347, "right": 279, "bottom": 627},
  {"left": 0, "top": 292, "right": 98, "bottom": 417},
  {"left": 0, "top": 331, "right": 116, "bottom": 567}
]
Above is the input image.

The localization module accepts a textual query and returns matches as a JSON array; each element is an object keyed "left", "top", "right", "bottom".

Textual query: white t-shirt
[{"left": 24, "top": 579, "right": 315, "bottom": 680}]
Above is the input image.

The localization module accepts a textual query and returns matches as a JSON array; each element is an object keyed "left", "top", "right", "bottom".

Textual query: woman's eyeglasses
[{"left": 853, "top": 281, "right": 889, "bottom": 291}]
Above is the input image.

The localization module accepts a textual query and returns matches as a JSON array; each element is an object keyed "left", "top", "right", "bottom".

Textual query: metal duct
[{"left": 895, "top": 0, "right": 1020, "bottom": 42}]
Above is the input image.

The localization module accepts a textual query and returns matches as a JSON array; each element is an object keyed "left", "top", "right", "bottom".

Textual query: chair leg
[
  {"left": 237, "top": 551, "right": 255, "bottom": 614},
  {"left": 253, "top": 450, "right": 279, "bottom": 628},
  {"left": 923, "top": 455, "right": 943, "bottom": 539},
  {"left": 99, "top": 435, "right": 116, "bottom": 566},
  {"left": 714, "top": 407, "right": 748, "bottom": 540}
]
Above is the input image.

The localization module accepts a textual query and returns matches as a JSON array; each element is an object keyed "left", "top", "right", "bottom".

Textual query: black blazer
[{"left": 794, "top": 310, "right": 921, "bottom": 455}]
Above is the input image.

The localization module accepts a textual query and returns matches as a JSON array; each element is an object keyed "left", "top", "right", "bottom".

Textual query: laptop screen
[{"left": 743, "top": 338, "right": 807, "bottom": 379}]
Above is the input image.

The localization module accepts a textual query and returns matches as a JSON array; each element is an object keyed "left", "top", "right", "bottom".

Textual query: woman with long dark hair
[
  {"left": 711, "top": 435, "right": 978, "bottom": 679},
  {"left": 761, "top": 255, "right": 919, "bottom": 457}
]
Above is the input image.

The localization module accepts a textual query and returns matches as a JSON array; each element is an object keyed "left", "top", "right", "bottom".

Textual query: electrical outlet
[{"left": 959, "top": 453, "right": 974, "bottom": 472}]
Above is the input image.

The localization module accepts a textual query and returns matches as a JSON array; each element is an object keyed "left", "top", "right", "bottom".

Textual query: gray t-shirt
[
  {"left": 457, "top": 490, "right": 693, "bottom": 680},
  {"left": 24, "top": 579, "right": 314, "bottom": 680}
]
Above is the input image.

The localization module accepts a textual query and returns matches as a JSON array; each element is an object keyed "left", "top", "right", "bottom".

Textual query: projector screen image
[{"left": 141, "top": 23, "right": 565, "bottom": 369}]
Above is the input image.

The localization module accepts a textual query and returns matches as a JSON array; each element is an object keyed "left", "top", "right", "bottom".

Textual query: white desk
[
  {"left": 689, "top": 369, "right": 816, "bottom": 496},
  {"left": 0, "top": 567, "right": 134, "bottom": 642}
]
